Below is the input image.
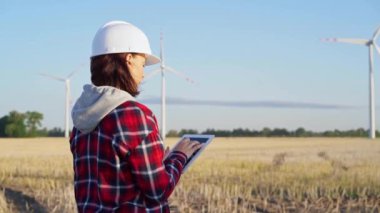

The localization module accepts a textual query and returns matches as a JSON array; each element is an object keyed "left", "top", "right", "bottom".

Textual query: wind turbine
[
  {"left": 145, "top": 32, "right": 194, "bottom": 140},
  {"left": 39, "top": 65, "right": 82, "bottom": 138},
  {"left": 322, "top": 27, "right": 380, "bottom": 139}
]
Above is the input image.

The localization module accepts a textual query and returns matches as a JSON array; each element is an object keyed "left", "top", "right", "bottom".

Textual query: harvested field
[{"left": 0, "top": 137, "right": 379, "bottom": 212}]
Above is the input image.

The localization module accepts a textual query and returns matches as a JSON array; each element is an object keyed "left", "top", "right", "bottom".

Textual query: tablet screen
[{"left": 178, "top": 134, "right": 214, "bottom": 173}]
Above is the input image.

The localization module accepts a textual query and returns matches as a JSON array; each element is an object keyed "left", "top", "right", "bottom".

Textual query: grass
[
  {"left": 0, "top": 189, "right": 11, "bottom": 212},
  {"left": 0, "top": 137, "right": 379, "bottom": 212}
]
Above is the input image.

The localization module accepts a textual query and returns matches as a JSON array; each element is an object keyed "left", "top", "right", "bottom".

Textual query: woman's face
[{"left": 126, "top": 53, "right": 146, "bottom": 85}]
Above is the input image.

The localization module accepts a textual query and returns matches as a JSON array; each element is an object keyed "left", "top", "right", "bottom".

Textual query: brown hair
[{"left": 91, "top": 53, "right": 140, "bottom": 97}]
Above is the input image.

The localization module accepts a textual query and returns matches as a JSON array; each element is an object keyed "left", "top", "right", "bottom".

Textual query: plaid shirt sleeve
[{"left": 113, "top": 102, "right": 187, "bottom": 206}]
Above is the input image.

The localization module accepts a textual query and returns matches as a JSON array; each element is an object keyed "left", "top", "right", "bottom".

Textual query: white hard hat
[{"left": 91, "top": 20, "right": 160, "bottom": 66}]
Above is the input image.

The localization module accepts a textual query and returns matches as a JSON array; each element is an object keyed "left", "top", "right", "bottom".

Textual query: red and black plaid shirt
[{"left": 69, "top": 101, "right": 187, "bottom": 212}]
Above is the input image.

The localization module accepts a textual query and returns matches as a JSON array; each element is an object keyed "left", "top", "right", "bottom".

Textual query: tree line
[
  {"left": 0, "top": 111, "right": 64, "bottom": 137},
  {"left": 166, "top": 127, "right": 376, "bottom": 138},
  {"left": 0, "top": 110, "right": 377, "bottom": 138}
]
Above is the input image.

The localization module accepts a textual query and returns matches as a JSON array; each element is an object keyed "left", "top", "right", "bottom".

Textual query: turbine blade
[
  {"left": 373, "top": 26, "right": 380, "bottom": 41},
  {"left": 39, "top": 73, "right": 65, "bottom": 81},
  {"left": 144, "top": 69, "right": 161, "bottom": 81},
  {"left": 165, "top": 66, "right": 195, "bottom": 84},
  {"left": 321, "top": 38, "right": 369, "bottom": 45},
  {"left": 67, "top": 63, "right": 85, "bottom": 79},
  {"left": 374, "top": 44, "right": 380, "bottom": 56},
  {"left": 160, "top": 32, "right": 164, "bottom": 62}
]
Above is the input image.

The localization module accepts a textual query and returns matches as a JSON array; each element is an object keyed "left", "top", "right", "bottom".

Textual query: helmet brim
[{"left": 145, "top": 54, "right": 161, "bottom": 66}]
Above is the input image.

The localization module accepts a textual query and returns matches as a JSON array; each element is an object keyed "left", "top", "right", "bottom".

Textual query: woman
[{"left": 70, "top": 20, "right": 202, "bottom": 212}]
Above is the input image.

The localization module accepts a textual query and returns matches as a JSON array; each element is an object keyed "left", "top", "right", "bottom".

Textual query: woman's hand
[{"left": 172, "top": 138, "right": 203, "bottom": 159}]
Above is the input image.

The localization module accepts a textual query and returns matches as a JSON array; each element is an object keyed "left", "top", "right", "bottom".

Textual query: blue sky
[{"left": 1, "top": 0, "right": 380, "bottom": 132}]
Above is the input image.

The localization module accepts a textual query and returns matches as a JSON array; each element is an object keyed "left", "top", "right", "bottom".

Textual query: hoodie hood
[{"left": 71, "top": 84, "right": 135, "bottom": 134}]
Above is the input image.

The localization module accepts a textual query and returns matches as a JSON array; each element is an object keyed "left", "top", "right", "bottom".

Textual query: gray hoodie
[{"left": 71, "top": 84, "right": 135, "bottom": 134}]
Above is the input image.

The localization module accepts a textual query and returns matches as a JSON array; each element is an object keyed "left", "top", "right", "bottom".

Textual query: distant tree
[
  {"left": 232, "top": 128, "right": 245, "bottom": 137},
  {"left": 48, "top": 127, "right": 65, "bottom": 137},
  {"left": 272, "top": 128, "right": 290, "bottom": 137},
  {"left": 202, "top": 129, "right": 231, "bottom": 137},
  {"left": 322, "top": 130, "right": 334, "bottom": 137},
  {"left": 166, "top": 130, "right": 179, "bottom": 137},
  {"left": 356, "top": 128, "right": 367, "bottom": 137},
  {"left": 25, "top": 111, "right": 44, "bottom": 137},
  {"left": 178, "top": 129, "right": 198, "bottom": 136},
  {"left": 4, "top": 111, "right": 27, "bottom": 137},
  {"left": 202, "top": 128, "right": 217, "bottom": 135},
  {"left": 333, "top": 129, "right": 342, "bottom": 137},
  {"left": 261, "top": 127, "right": 271, "bottom": 137},
  {"left": 0, "top": 111, "right": 49, "bottom": 138},
  {"left": 294, "top": 127, "right": 305, "bottom": 137},
  {"left": 36, "top": 127, "right": 48, "bottom": 137},
  {"left": 0, "top": 115, "right": 8, "bottom": 137}
]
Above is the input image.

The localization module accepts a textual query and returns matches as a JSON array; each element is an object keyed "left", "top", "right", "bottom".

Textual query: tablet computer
[{"left": 172, "top": 134, "right": 215, "bottom": 173}]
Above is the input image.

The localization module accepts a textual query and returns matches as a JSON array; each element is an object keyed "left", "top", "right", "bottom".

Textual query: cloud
[{"left": 138, "top": 97, "right": 356, "bottom": 109}]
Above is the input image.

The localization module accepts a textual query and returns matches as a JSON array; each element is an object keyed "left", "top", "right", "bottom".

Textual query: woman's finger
[
  {"left": 192, "top": 143, "right": 203, "bottom": 151},
  {"left": 191, "top": 141, "right": 201, "bottom": 147}
]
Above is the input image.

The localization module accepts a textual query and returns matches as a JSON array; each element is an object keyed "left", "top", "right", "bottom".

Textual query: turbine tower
[
  {"left": 40, "top": 66, "right": 82, "bottom": 138},
  {"left": 145, "top": 32, "right": 194, "bottom": 140},
  {"left": 322, "top": 27, "right": 380, "bottom": 139}
]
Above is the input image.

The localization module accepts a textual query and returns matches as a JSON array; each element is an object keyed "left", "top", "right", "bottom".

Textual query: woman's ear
[
  {"left": 125, "top": 53, "right": 135, "bottom": 72},
  {"left": 125, "top": 53, "right": 133, "bottom": 65}
]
